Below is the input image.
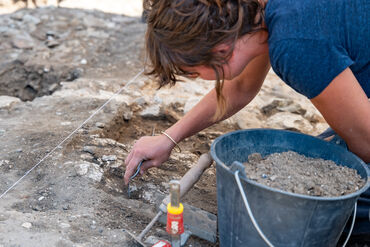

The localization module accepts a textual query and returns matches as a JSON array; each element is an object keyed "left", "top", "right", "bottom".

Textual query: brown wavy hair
[{"left": 144, "top": 0, "right": 265, "bottom": 119}]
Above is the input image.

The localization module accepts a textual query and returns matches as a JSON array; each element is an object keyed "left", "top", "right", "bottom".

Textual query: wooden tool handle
[{"left": 160, "top": 153, "right": 213, "bottom": 212}]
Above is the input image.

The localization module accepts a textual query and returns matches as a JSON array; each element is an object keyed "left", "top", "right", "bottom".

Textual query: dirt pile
[{"left": 244, "top": 151, "right": 366, "bottom": 197}]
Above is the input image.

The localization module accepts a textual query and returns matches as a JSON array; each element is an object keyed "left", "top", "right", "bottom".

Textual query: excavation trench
[
  {"left": 0, "top": 60, "right": 81, "bottom": 101},
  {"left": 92, "top": 106, "right": 238, "bottom": 214}
]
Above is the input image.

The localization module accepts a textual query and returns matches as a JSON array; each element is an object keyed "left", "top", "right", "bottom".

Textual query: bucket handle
[
  {"left": 234, "top": 170, "right": 275, "bottom": 247},
  {"left": 234, "top": 170, "right": 357, "bottom": 247}
]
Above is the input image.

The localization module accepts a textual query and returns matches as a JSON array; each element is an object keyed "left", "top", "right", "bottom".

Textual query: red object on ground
[
  {"left": 166, "top": 211, "right": 184, "bottom": 235},
  {"left": 152, "top": 240, "right": 171, "bottom": 247}
]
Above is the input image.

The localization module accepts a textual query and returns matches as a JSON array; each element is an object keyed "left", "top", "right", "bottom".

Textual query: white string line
[{"left": 0, "top": 69, "right": 144, "bottom": 200}]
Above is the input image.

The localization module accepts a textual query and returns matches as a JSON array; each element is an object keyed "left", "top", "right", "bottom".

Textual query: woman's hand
[{"left": 124, "top": 134, "right": 175, "bottom": 184}]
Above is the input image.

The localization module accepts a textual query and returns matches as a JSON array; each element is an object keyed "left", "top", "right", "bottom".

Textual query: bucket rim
[{"left": 210, "top": 128, "right": 370, "bottom": 201}]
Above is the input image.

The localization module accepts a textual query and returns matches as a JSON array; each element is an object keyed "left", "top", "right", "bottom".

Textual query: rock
[
  {"left": 277, "top": 103, "right": 306, "bottom": 115},
  {"left": 48, "top": 83, "right": 58, "bottom": 92},
  {"left": 232, "top": 107, "right": 263, "bottom": 129},
  {"left": 270, "top": 175, "right": 277, "bottom": 181},
  {"left": 261, "top": 99, "right": 306, "bottom": 116},
  {"left": 80, "top": 153, "right": 93, "bottom": 160},
  {"left": 87, "top": 163, "right": 103, "bottom": 182},
  {"left": 83, "top": 146, "right": 96, "bottom": 155},
  {"left": 266, "top": 112, "right": 313, "bottom": 133},
  {"left": 0, "top": 96, "right": 21, "bottom": 109},
  {"left": 59, "top": 223, "right": 71, "bottom": 229},
  {"left": 11, "top": 11, "right": 24, "bottom": 21},
  {"left": 304, "top": 111, "right": 323, "bottom": 123},
  {"left": 90, "top": 138, "right": 126, "bottom": 150},
  {"left": 133, "top": 97, "right": 146, "bottom": 106},
  {"left": 140, "top": 104, "right": 161, "bottom": 118},
  {"left": 11, "top": 34, "right": 35, "bottom": 49},
  {"left": 0, "top": 160, "right": 9, "bottom": 167},
  {"left": 83, "top": 15, "right": 108, "bottom": 28},
  {"left": 95, "top": 122, "right": 105, "bottom": 128},
  {"left": 0, "top": 26, "right": 10, "bottom": 34},
  {"left": 45, "top": 39, "right": 60, "bottom": 48},
  {"left": 123, "top": 110, "right": 133, "bottom": 121},
  {"left": 22, "top": 222, "right": 32, "bottom": 229},
  {"left": 102, "top": 155, "right": 117, "bottom": 162},
  {"left": 22, "top": 14, "right": 41, "bottom": 25},
  {"left": 75, "top": 163, "right": 89, "bottom": 176},
  {"left": 75, "top": 162, "right": 103, "bottom": 182}
]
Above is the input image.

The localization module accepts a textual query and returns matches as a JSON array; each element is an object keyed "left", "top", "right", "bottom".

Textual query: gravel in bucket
[{"left": 243, "top": 151, "right": 366, "bottom": 197}]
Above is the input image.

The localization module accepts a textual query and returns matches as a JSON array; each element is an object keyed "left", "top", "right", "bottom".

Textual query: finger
[
  {"left": 124, "top": 156, "right": 142, "bottom": 185},
  {"left": 125, "top": 150, "right": 134, "bottom": 166},
  {"left": 139, "top": 160, "right": 157, "bottom": 175}
]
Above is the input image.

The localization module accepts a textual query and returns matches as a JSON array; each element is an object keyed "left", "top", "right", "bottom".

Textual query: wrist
[{"left": 161, "top": 131, "right": 182, "bottom": 153}]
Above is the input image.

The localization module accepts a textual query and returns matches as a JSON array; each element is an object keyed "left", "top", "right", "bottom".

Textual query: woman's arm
[
  {"left": 124, "top": 53, "right": 270, "bottom": 184},
  {"left": 165, "top": 53, "right": 270, "bottom": 143},
  {"left": 311, "top": 67, "right": 370, "bottom": 162}
]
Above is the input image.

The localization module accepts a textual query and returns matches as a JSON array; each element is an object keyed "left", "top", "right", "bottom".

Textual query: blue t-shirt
[{"left": 265, "top": 0, "right": 370, "bottom": 99}]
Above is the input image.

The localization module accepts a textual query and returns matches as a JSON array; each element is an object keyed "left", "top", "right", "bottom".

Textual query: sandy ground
[{"left": 0, "top": 0, "right": 143, "bottom": 16}]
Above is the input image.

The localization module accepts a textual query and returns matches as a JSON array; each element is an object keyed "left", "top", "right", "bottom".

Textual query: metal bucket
[{"left": 210, "top": 129, "right": 370, "bottom": 247}]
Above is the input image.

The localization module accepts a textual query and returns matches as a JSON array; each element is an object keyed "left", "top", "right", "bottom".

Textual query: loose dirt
[{"left": 244, "top": 151, "right": 366, "bottom": 197}]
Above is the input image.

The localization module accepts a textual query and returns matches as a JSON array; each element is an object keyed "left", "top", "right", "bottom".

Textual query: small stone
[
  {"left": 140, "top": 104, "right": 162, "bottom": 118},
  {"left": 83, "top": 146, "right": 95, "bottom": 155},
  {"left": 45, "top": 39, "right": 60, "bottom": 48},
  {"left": 23, "top": 14, "right": 41, "bottom": 25},
  {"left": 95, "top": 122, "right": 105, "bottom": 128},
  {"left": 48, "top": 83, "right": 58, "bottom": 92},
  {"left": 38, "top": 196, "right": 45, "bottom": 201},
  {"left": 123, "top": 111, "right": 133, "bottom": 121},
  {"left": 0, "top": 160, "right": 10, "bottom": 167},
  {"left": 87, "top": 164, "right": 103, "bottom": 182},
  {"left": 248, "top": 153, "right": 263, "bottom": 164},
  {"left": 270, "top": 175, "right": 277, "bottom": 181},
  {"left": 46, "top": 31, "right": 58, "bottom": 38},
  {"left": 102, "top": 155, "right": 117, "bottom": 162},
  {"left": 12, "top": 35, "right": 34, "bottom": 49},
  {"left": 0, "top": 96, "right": 21, "bottom": 109},
  {"left": 134, "top": 97, "right": 146, "bottom": 106},
  {"left": 80, "top": 153, "right": 93, "bottom": 160},
  {"left": 60, "top": 223, "right": 71, "bottom": 229},
  {"left": 22, "top": 222, "right": 32, "bottom": 229},
  {"left": 75, "top": 163, "right": 89, "bottom": 176}
]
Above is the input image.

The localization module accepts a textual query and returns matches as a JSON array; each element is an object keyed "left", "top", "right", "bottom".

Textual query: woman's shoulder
[
  {"left": 265, "top": 0, "right": 368, "bottom": 43},
  {"left": 268, "top": 38, "right": 354, "bottom": 99}
]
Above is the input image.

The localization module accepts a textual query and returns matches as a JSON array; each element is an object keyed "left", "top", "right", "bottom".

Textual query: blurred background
[{"left": 0, "top": 0, "right": 143, "bottom": 16}]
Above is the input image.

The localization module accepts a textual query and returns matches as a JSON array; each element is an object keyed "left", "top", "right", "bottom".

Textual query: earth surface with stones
[{"left": 0, "top": 3, "right": 367, "bottom": 247}]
